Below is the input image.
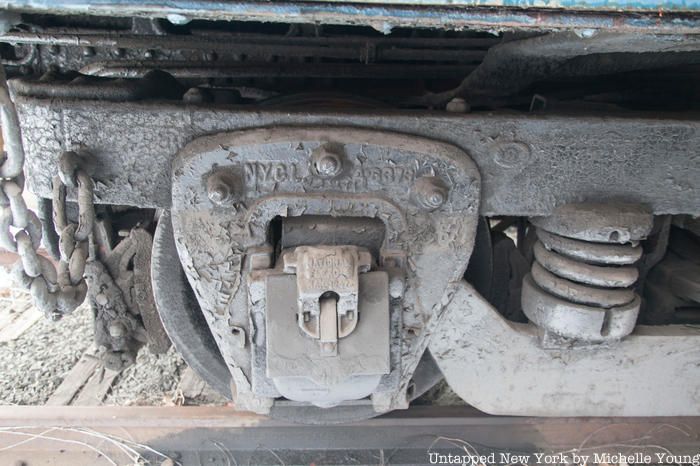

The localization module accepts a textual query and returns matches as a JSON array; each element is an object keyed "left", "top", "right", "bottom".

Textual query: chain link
[{"left": 0, "top": 65, "right": 93, "bottom": 320}]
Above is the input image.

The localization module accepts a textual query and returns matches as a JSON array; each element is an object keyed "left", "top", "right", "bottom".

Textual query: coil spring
[{"left": 521, "top": 204, "right": 652, "bottom": 342}]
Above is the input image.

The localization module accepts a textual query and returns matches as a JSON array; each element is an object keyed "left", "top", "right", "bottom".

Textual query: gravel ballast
[
  {"left": 0, "top": 287, "right": 191, "bottom": 406},
  {"left": 104, "top": 346, "right": 186, "bottom": 406},
  {"left": 0, "top": 297, "right": 93, "bottom": 405}
]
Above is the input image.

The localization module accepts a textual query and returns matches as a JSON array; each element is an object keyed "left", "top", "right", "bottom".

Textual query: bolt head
[
  {"left": 413, "top": 176, "right": 449, "bottom": 211},
  {"left": 183, "top": 87, "right": 211, "bottom": 104},
  {"left": 575, "top": 28, "right": 598, "bottom": 38},
  {"left": 206, "top": 173, "right": 234, "bottom": 205},
  {"left": 108, "top": 322, "right": 126, "bottom": 338},
  {"left": 428, "top": 190, "right": 446, "bottom": 206},
  {"left": 82, "top": 46, "right": 96, "bottom": 57},
  {"left": 313, "top": 147, "right": 343, "bottom": 178},
  {"left": 446, "top": 97, "right": 470, "bottom": 113},
  {"left": 317, "top": 156, "right": 339, "bottom": 175},
  {"left": 208, "top": 184, "right": 228, "bottom": 203},
  {"left": 167, "top": 13, "right": 191, "bottom": 25},
  {"left": 95, "top": 293, "right": 109, "bottom": 306},
  {"left": 389, "top": 275, "right": 405, "bottom": 299}
]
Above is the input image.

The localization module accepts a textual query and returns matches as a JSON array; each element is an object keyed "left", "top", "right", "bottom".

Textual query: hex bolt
[
  {"left": 446, "top": 97, "right": 470, "bottom": 113},
  {"left": 167, "top": 13, "right": 191, "bottom": 25},
  {"left": 183, "top": 87, "right": 211, "bottom": 104},
  {"left": 82, "top": 46, "right": 96, "bottom": 57},
  {"left": 206, "top": 173, "right": 234, "bottom": 205},
  {"left": 208, "top": 184, "right": 229, "bottom": 204},
  {"left": 144, "top": 49, "right": 155, "bottom": 59},
  {"left": 312, "top": 147, "right": 343, "bottom": 178},
  {"left": 113, "top": 48, "right": 125, "bottom": 57},
  {"left": 389, "top": 273, "right": 405, "bottom": 299},
  {"left": 413, "top": 176, "right": 449, "bottom": 211},
  {"left": 108, "top": 322, "right": 126, "bottom": 338},
  {"left": 95, "top": 293, "right": 109, "bottom": 306},
  {"left": 575, "top": 28, "right": 598, "bottom": 38}
]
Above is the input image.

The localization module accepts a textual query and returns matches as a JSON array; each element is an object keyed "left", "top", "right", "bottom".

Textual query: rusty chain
[{"left": 0, "top": 65, "right": 93, "bottom": 320}]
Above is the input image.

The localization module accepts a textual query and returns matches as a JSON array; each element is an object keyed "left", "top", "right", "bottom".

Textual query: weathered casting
[
  {"left": 169, "top": 127, "right": 481, "bottom": 414},
  {"left": 0, "top": 8, "right": 699, "bottom": 422}
]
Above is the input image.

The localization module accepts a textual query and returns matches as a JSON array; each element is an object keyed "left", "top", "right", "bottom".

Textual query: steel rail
[{"left": 0, "top": 405, "right": 699, "bottom": 465}]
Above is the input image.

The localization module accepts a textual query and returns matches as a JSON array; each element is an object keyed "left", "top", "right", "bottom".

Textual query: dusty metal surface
[
  {"left": 88, "top": 226, "right": 170, "bottom": 371},
  {"left": 5, "top": 0, "right": 700, "bottom": 12},
  {"left": 169, "top": 127, "right": 480, "bottom": 416},
  {"left": 0, "top": 28, "right": 488, "bottom": 86},
  {"left": 522, "top": 203, "right": 653, "bottom": 343},
  {"left": 643, "top": 226, "right": 700, "bottom": 324},
  {"left": 151, "top": 211, "right": 233, "bottom": 400},
  {"left": 430, "top": 281, "right": 700, "bottom": 416},
  {"left": 0, "top": 103, "right": 94, "bottom": 323},
  {"left": 153, "top": 211, "right": 445, "bottom": 423},
  {"left": 10, "top": 70, "right": 183, "bottom": 102},
  {"left": 11, "top": 96, "right": 700, "bottom": 216},
  {"left": 3, "top": 1, "right": 700, "bottom": 34},
  {"left": 414, "top": 31, "right": 700, "bottom": 107},
  {"left": 265, "top": 270, "right": 390, "bottom": 407},
  {"left": 1, "top": 405, "right": 700, "bottom": 465},
  {"left": 1, "top": 8, "right": 700, "bottom": 424}
]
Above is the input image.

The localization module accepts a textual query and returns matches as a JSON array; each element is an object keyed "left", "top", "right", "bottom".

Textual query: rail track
[{"left": 0, "top": 405, "right": 699, "bottom": 465}]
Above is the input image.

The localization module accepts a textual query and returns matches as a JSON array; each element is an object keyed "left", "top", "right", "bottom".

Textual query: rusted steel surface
[
  {"left": 0, "top": 406, "right": 699, "bottom": 465},
  {"left": 12, "top": 95, "right": 700, "bottom": 216},
  {"left": 3, "top": 1, "right": 700, "bottom": 34}
]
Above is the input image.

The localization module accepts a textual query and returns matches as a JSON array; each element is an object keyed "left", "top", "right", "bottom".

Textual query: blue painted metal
[
  {"left": 328, "top": 0, "right": 700, "bottom": 10},
  {"left": 3, "top": 0, "right": 700, "bottom": 12},
  {"left": 1, "top": 0, "right": 700, "bottom": 33}
]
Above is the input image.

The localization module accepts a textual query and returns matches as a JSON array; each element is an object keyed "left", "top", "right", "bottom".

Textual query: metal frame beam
[
  {"left": 3, "top": 1, "right": 700, "bottom": 34},
  {"left": 13, "top": 96, "right": 700, "bottom": 216}
]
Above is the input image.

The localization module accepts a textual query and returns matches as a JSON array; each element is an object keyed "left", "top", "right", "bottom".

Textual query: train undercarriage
[{"left": 0, "top": 2, "right": 699, "bottom": 424}]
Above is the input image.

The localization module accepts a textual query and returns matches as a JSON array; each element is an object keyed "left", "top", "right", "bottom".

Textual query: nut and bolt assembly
[
  {"left": 108, "top": 321, "right": 127, "bottom": 338},
  {"left": 413, "top": 176, "right": 449, "bottom": 211},
  {"left": 312, "top": 146, "right": 343, "bottom": 178},
  {"left": 446, "top": 97, "right": 470, "bottom": 113},
  {"left": 206, "top": 172, "right": 235, "bottom": 206}
]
